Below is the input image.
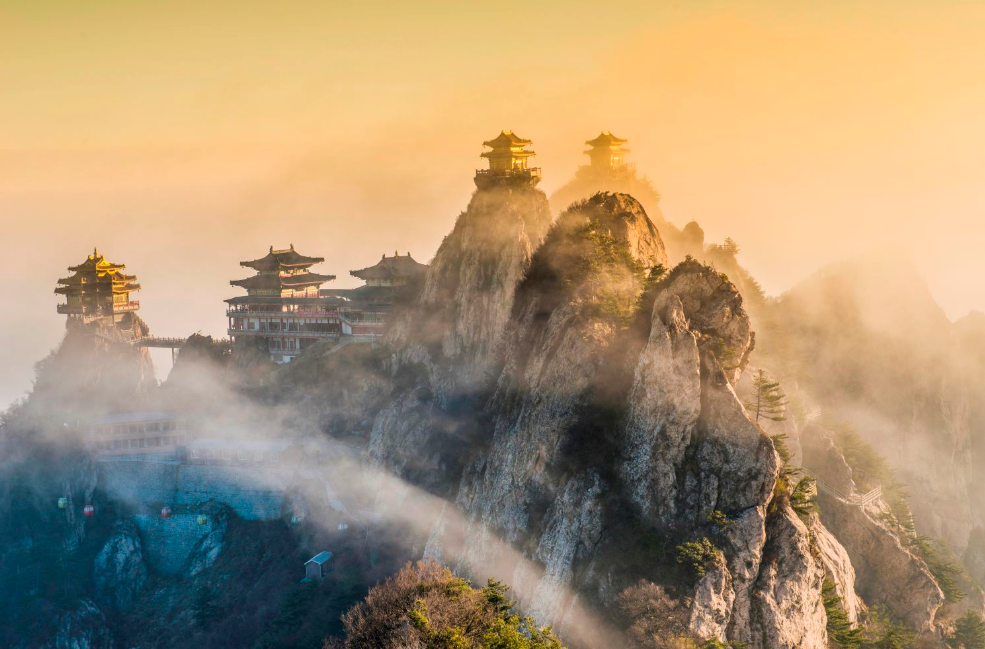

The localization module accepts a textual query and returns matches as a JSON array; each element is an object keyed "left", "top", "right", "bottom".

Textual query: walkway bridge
[
  {"left": 800, "top": 468, "right": 882, "bottom": 507},
  {"left": 798, "top": 405, "right": 882, "bottom": 507},
  {"left": 135, "top": 336, "right": 233, "bottom": 362}
]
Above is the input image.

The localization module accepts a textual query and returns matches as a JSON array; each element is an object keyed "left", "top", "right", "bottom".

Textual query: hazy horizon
[{"left": 3, "top": 0, "right": 985, "bottom": 408}]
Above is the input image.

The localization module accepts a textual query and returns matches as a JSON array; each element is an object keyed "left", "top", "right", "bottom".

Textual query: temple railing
[
  {"left": 474, "top": 167, "right": 542, "bottom": 188},
  {"left": 229, "top": 328, "right": 339, "bottom": 339},
  {"left": 227, "top": 308, "right": 340, "bottom": 318},
  {"left": 58, "top": 301, "right": 140, "bottom": 317},
  {"left": 136, "top": 336, "right": 232, "bottom": 350}
]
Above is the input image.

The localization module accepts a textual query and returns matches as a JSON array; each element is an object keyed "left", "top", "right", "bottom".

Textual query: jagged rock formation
[
  {"left": 369, "top": 190, "right": 828, "bottom": 647},
  {"left": 94, "top": 520, "right": 148, "bottom": 610},
  {"left": 369, "top": 185, "right": 552, "bottom": 491}
]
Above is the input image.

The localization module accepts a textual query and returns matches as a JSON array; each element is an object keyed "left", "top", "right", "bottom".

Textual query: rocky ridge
[{"left": 373, "top": 190, "right": 834, "bottom": 648}]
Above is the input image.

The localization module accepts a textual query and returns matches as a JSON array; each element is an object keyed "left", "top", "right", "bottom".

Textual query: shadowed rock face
[{"left": 20, "top": 599, "right": 115, "bottom": 649}]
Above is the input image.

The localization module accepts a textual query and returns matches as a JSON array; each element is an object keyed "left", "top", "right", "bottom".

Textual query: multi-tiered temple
[
  {"left": 583, "top": 131, "right": 634, "bottom": 179},
  {"left": 55, "top": 248, "right": 141, "bottom": 323},
  {"left": 321, "top": 252, "right": 429, "bottom": 337},
  {"left": 226, "top": 245, "right": 342, "bottom": 363},
  {"left": 474, "top": 131, "right": 541, "bottom": 189}
]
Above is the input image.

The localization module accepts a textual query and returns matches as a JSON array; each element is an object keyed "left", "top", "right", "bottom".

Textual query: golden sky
[{"left": 2, "top": 0, "right": 984, "bottom": 406}]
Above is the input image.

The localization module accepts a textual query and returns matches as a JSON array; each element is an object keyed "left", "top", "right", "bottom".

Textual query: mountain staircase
[{"left": 800, "top": 468, "right": 882, "bottom": 507}]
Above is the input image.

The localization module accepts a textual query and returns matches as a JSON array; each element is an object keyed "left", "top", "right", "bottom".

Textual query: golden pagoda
[
  {"left": 584, "top": 132, "right": 633, "bottom": 177},
  {"left": 55, "top": 248, "right": 141, "bottom": 322},
  {"left": 475, "top": 130, "right": 542, "bottom": 189}
]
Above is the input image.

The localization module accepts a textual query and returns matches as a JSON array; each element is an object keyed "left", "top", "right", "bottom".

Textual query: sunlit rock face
[{"left": 369, "top": 185, "right": 552, "bottom": 492}]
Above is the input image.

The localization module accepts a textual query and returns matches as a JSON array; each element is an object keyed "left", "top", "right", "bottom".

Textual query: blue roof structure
[{"left": 305, "top": 551, "right": 333, "bottom": 566}]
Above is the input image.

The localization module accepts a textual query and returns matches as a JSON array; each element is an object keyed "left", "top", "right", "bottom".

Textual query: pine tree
[
  {"left": 745, "top": 369, "right": 787, "bottom": 423},
  {"left": 949, "top": 611, "right": 985, "bottom": 649},
  {"left": 821, "top": 580, "right": 863, "bottom": 649}
]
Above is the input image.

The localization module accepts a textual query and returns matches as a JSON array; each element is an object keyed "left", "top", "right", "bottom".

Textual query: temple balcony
[
  {"left": 474, "top": 167, "right": 542, "bottom": 189},
  {"left": 226, "top": 307, "right": 339, "bottom": 318},
  {"left": 228, "top": 328, "right": 340, "bottom": 339},
  {"left": 57, "top": 300, "right": 139, "bottom": 316}
]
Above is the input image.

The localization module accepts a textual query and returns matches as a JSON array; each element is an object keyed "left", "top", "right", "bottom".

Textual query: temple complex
[
  {"left": 322, "top": 252, "right": 429, "bottom": 337},
  {"left": 55, "top": 248, "right": 141, "bottom": 323},
  {"left": 226, "top": 245, "right": 342, "bottom": 363},
  {"left": 474, "top": 131, "right": 542, "bottom": 189},
  {"left": 583, "top": 132, "right": 634, "bottom": 179}
]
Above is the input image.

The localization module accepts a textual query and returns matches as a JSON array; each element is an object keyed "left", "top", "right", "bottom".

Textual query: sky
[{"left": 1, "top": 0, "right": 984, "bottom": 408}]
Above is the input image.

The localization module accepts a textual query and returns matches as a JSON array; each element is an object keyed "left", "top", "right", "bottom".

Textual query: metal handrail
[{"left": 800, "top": 468, "right": 881, "bottom": 507}]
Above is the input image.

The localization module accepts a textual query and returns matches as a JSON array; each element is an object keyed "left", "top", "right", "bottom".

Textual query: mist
[{"left": 4, "top": 1, "right": 985, "bottom": 408}]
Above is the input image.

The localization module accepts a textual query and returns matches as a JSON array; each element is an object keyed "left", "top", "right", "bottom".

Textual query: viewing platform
[
  {"left": 474, "top": 167, "right": 542, "bottom": 189},
  {"left": 58, "top": 300, "right": 140, "bottom": 319}
]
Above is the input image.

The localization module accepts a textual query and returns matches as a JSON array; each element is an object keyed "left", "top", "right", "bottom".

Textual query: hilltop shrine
[
  {"left": 55, "top": 248, "right": 141, "bottom": 323},
  {"left": 474, "top": 131, "right": 542, "bottom": 189},
  {"left": 582, "top": 131, "right": 634, "bottom": 179},
  {"left": 226, "top": 245, "right": 342, "bottom": 363}
]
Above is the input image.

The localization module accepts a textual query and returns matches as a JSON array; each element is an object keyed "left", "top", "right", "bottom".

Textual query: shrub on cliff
[{"left": 331, "top": 559, "right": 565, "bottom": 649}]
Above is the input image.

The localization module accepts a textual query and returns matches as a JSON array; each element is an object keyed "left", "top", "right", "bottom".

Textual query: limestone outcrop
[
  {"left": 93, "top": 520, "right": 147, "bottom": 611},
  {"left": 370, "top": 190, "right": 827, "bottom": 647}
]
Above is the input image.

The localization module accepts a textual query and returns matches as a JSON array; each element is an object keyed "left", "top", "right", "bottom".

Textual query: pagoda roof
[
  {"left": 67, "top": 248, "right": 127, "bottom": 273},
  {"left": 230, "top": 272, "right": 336, "bottom": 290},
  {"left": 482, "top": 131, "right": 532, "bottom": 149},
  {"left": 585, "top": 131, "right": 628, "bottom": 148},
  {"left": 350, "top": 253, "right": 428, "bottom": 281},
  {"left": 240, "top": 245, "right": 325, "bottom": 272}
]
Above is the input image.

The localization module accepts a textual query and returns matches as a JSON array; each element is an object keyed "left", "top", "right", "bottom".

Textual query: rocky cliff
[
  {"left": 369, "top": 191, "right": 830, "bottom": 648},
  {"left": 757, "top": 253, "right": 981, "bottom": 551},
  {"left": 369, "top": 185, "right": 552, "bottom": 491}
]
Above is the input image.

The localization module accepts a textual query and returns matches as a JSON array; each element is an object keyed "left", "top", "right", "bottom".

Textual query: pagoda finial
[
  {"left": 290, "top": 243, "right": 295, "bottom": 250},
  {"left": 92, "top": 246, "right": 99, "bottom": 259},
  {"left": 395, "top": 250, "right": 399, "bottom": 257},
  {"left": 269, "top": 245, "right": 274, "bottom": 253}
]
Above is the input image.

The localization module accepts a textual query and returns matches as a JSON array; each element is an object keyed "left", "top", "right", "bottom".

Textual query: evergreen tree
[
  {"left": 745, "top": 369, "right": 787, "bottom": 423},
  {"left": 821, "top": 580, "right": 863, "bottom": 649},
  {"left": 948, "top": 611, "right": 985, "bottom": 649},
  {"left": 193, "top": 585, "right": 219, "bottom": 629}
]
